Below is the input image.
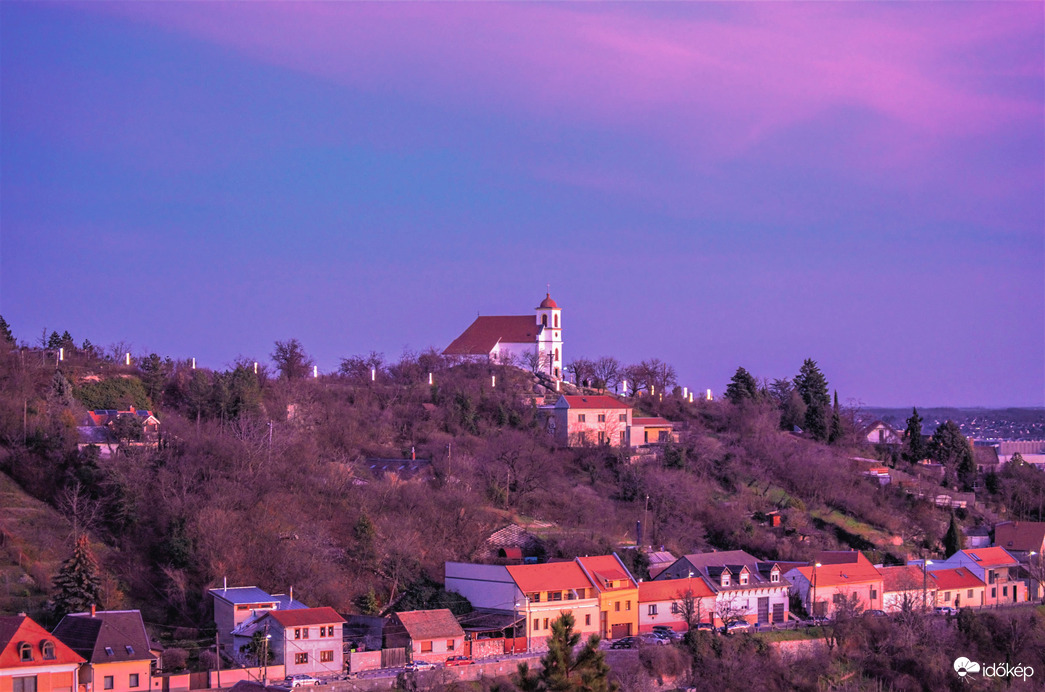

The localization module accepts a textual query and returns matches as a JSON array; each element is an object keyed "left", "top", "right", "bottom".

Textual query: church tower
[{"left": 535, "top": 293, "right": 563, "bottom": 379}]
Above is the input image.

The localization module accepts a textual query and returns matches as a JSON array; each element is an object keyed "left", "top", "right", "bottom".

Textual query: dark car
[
  {"left": 651, "top": 626, "right": 681, "bottom": 640},
  {"left": 445, "top": 656, "right": 473, "bottom": 666},
  {"left": 863, "top": 609, "right": 887, "bottom": 618},
  {"left": 610, "top": 636, "right": 638, "bottom": 649}
]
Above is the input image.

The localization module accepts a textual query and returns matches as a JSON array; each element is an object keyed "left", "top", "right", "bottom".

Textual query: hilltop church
[{"left": 443, "top": 293, "right": 563, "bottom": 379}]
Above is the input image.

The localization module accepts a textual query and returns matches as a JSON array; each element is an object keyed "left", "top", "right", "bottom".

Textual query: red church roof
[
  {"left": 444, "top": 316, "right": 538, "bottom": 355},
  {"left": 557, "top": 395, "right": 630, "bottom": 410},
  {"left": 538, "top": 293, "right": 559, "bottom": 309}
]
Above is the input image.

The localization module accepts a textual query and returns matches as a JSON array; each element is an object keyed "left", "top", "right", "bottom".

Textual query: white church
[{"left": 443, "top": 293, "right": 564, "bottom": 379}]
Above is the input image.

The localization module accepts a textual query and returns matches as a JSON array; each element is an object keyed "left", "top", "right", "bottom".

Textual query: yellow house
[
  {"left": 576, "top": 555, "right": 639, "bottom": 640},
  {"left": 52, "top": 610, "right": 154, "bottom": 692},
  {"left": 504, "top": 563, "right": 601, "bottom": 649}
]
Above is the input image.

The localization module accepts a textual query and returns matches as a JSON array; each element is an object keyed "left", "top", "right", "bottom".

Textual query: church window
[
  {"left": 542, "top": 315, "right": 548, "bottom": 327},
  {"left": 554, "top": 315, "right": 559, "bottom": 327}
]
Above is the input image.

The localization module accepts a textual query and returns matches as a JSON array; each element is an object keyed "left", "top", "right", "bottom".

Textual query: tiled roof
[
  {"left": 639, "top": 577, "right": 714, "bottom": 602},
  {"left": 392, "top": 609, "right": 464, "bottom": 641},
  {"left": 962, "top": 547, "right": 1018, "bottom": 568},
  {"left": 815, "top": 551, "right": 868, "bottom": 566},
  {"left": 266, "top": 608, "right": 344, "bottom": 628},
  {"left": 507, "top": 562, "right": 594, "bottom": 593},
  {"left": 878, "top": 565, "right": 927, "bottom": 592},
  {"left": 994, "top": 521, "right": 1045, "bottom": 552},
  {"left": 557, "top": 395, "right": 630, "bottom": 410},
  {"left": 576, "top": 555, "right": 636, "bottom": 591},
  {"left": 929, "top": 567, "right": 984, "bottom": 590},
  {"left": 53, "top": 611, "right": 154, "bottom": 664},
  {"left": 0, "top": 615, "right": 85, "bottom": 668},
  {"left": 444, "top": 316, "right": 538, "bottom": 355},
  {"left": 792, "top": 559, "right": 882, "bottom": 588}
]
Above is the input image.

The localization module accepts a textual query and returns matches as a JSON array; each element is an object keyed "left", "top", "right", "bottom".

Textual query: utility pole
[
  {"left": 262, "top": 624, "right": 270, "bottom": 686},
  {"left": 214, "top": 632, "right": 222, "bottom": 689}
]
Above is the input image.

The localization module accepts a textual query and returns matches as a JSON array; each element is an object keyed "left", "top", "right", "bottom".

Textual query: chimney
[
  {"left": 91, "top": 604, "right": 96, "bottom": 617},
  {"left": 289, "top": 586, "right": 293, "bottom": 602}
]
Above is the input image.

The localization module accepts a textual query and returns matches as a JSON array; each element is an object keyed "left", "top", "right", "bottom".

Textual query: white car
[{"left": 284, "top": 675, "right": 320, "bottom": 688}]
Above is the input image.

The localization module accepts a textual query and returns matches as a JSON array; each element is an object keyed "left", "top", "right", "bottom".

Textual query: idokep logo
[{"left": 954, "top": 657, "right": 1035, "bottom": 682}]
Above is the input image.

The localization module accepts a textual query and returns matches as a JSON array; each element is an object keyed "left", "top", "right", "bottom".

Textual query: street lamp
[{"left": 923, "top": 560, "right": 933, "bottom": 612}]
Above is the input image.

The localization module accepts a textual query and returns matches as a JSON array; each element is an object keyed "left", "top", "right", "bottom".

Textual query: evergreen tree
[
  {"left": 51, "top": 534, "right": 102, "bottom": 618},
  {"left": 50, "top": 370, "right": 75, "bottom": 409},
  {"left": 943, "top": 514, "right": 964, "bottom": 556},
  {"left": 48, "top": 331, "right": 63, "bottom": 349},
  {"left": 724, "top": 367, "right": 759, "bottom": 404},
  {"left": 903, "top": 407, "right": 926, "bottom": 463},
  {"left": 828, "top": 391, "right": 843, "bottom": 444},
  {"left": 795, "top": 359, "right": 830, "bottom": 441},
  {"left": 0, "top": 315, "right": 13, "bottom": 344},
  {"left": 515, "top": 612, "right": 617, "bottom": 692}
]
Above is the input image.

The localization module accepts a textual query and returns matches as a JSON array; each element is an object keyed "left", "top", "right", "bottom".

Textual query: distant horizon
[{"left": 3, "top": 2, "right": 1042, "bottom": 409}]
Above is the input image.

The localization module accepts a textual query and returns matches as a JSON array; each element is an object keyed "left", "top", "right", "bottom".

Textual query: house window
[
  {"left": 967, "top": 589, "right": 974, "bottom": 599},
  {"left": 1003, "top": 586, "right": 1008, "bottom": 597},
  {"left": 721, "top": 574, "right": 730, "bottom": 587},
  {"left": 671, "top": 603, "right": 681, "bottom": 614},
  {"left": 294, "top": 628, "right": 301, "bottom": 639},
  {"left": 237, "top": 605, "right": 249, "bottom": 611},
  {"left": 41, "top": 641, "right": 55, "bottom": 660},
  {"left": 104, "top": 677, "right": 114, "bottom": 690},
  {"left": 991, "top": 588, "right": 996, "bottom": 598},
  {"left": 302, "top": 627, "right": 309, "bottom": 639},
  {"left": 129, "top": 674, "right": 139, "bottom": 688},
  {"left": 550, "top": 591, "right": 562, "bottom": 602},
  {"left": 543, "top": 618, "right": 549, "bottom": 630},
  {"left": 529, "top": 592, "right": 541, "bottom": 603},
  {"left": 648, "top": 604, "right": 657, "bottom": 616},
  {"left": 578, "top": 414, "right": 586, "bottom": 423},
  {"left": 295, "top": 653, "right": 308, "bottom": 665},
  {"left": 626, "top": 601, "right": 631, "bottom": 611},
  {"left": 585, "top": 614, "right": 591, "bottom": 626},
  {"left": 740, "top": 574, "right": 749, "bottom": 586},
  {"left": 619, "top": 414, "right": 627, "bottom": 422},
  {"left": 870, "top": 588, "right": 877, "bottom": 600},
  {"left": 447, "top": 640, "right": 455, "bottom": 651},
  {"left": 105, "top": 647, "right": 114, "bottom": 656},
  {"left": 13, "top": 677, "right": 37, "bottom": 692},
  {"left": 18, "top": 642, "right": 33, "bottom": 662},
  {"left": 597, "top": 414, "right": 606, "bottom": 422},
  {"left": 125, "top": 646, "right": 135, "bottom": 655},
  {"left": 771, "top": 572, "right": 779, "bottom": 583},
  {"left": 533, "top": 618, "right": 539, "bottom": 631},
  {"left": 320, "top": 651, "right": 334, "bottom": 663},
  {"left": 944, "top": 591, "right": 951, "bottom": 601},
  {"left": 614, "top": 601, "right": 620, "bottom": 612}
]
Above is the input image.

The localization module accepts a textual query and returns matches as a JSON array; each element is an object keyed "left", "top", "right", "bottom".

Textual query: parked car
[
  {"left": 445, "top": 656, "right": 473, "bottom": 666},
  {"left": 405, "top": 660, "right": 436, "bottom": 671},
  {"left": 639, "top": 632, "right": 670, "bottom": 646},
  {"left": 284, "top": 675, "right": 320, "bottom": 688},
  {"left": 863, "top": 609, "right": 887, "bottom": 618},
  {"left": 723, "top": 621, "right": 751, "bottom": 634},
  {"left": 610, "top": 636, "right": 638, "bottom": 649},
  {"left": 934, "top": 606, "right": 955, "bottom": 616},
  {"left": 651, "top": 626, "right": 681, "bottom": 640},
  {"left": 695, "top": 621, "right": 716, "bottom": 631}
]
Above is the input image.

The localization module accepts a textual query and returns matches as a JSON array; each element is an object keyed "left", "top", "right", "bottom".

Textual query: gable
[{"left": 0, "top": 615, "right": 84, "bottom": 668}]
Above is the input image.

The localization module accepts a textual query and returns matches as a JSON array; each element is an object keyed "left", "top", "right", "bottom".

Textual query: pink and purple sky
[{"left": 2, "top": 2, "right": 1042, "bottom": 407}]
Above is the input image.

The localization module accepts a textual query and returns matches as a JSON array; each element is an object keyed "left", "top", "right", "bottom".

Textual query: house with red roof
[
  {"left": 929, "top": 567, "right": 986, "bottom": 610},
  {"left": 655, "top": 550, "right": 791, "bottom": 626},
  {"left": 993, "top": 521, "right": 1045, "bottom": 558},
  {"left": 52, "top": 609, "right": 154, "bottom": 692},
  {"left": 927, "top": 547, "right": 1025, "bottom": 606},
  {"left": 784, "top": 551, "right": 884, "bottom": 618},
  {"left": 576, "top": 555, "right": 639, "bottom": 640},
  {"left": 246, "top": 608, "right": 345, "bottom": 678},
  {"left": 879, "top": 565, "right": 934, "bottom": 614},
  {"left": 384, "top": 610, "right": 464, "bottom": 666},
  {"left": 1, "top": 614, "right": 84, "bottom": 692},
  {"left": 637, "top": 577, "right": 715, "bottom": 634},
  {"left": 445, "top": 560, "right": 600, "bottom": 650},
  {"left": 444, "top": 293, "right": 563, "bottom": 379},
  {"left": 546, "top": 395, "right": 633, "bottom": 447}
]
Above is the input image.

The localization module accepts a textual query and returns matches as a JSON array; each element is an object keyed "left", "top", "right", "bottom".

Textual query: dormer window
[
  {"left": 771, "top": 571, "right": 780, "bottom": 583},
  {"left": 19, "top": 642, "right": 33, "bottom": 662},
  {"left": 126, "top": 646, "right": 134, "bottom": 655},
  {"left": 42, "top": 641, "right": 56, "bottom": 660},
  {"left": 740, "top": 573, "right": 749, "bottom": 586},
  {"left": 721, "top": 573, "right": 730, "bottom": 587}
]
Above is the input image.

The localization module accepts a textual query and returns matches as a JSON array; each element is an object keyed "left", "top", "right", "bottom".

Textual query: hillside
[{"left": 0, "top": 337, "right": 1041, "bottom": 629}]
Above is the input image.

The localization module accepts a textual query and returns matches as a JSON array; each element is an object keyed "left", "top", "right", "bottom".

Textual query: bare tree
[
  {"left": 272, "top": 339, "right": 314, "bottom": 379},
  {"left": 522, "top": 350, "right": 550, "bottom": 376},
  {"left": 55, "top": 482, "right": 102, "bottom": 538},
  {"left": 567, "top": 358, "right": 595, "bottom": 387},
  {"left": 673, "top": 587, "right": 710, "bottom": 631},
  {"left": 714, "top": 592, "right": 749, "bottom": 633},
  {"left": 591, "top": 356, "right": 622, "bottom": 392}
]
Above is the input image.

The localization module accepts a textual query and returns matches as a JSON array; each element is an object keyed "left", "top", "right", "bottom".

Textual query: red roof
[
  {"left": 506, "top": 562, "right": 594, "bottom": 593},
  {"left": 538, "top": 294, "right": 559, "bottom": 309},
  {"left": 793, "top": 558, "right": 881, "bottom": 588},
  {"left": 558, "top": 395, "right": 630, "bottom": 410},
  {"left": 0, "top": 615, "right": 85, "bottom": 668},
  {"left": 444, "top": 316, "right": 537, "bottom": 355},
  {"left": 961, "top": 547, "right": 1018, "bottom": 568},
  {"left": 929, "top": 567, "right": 985, "bottom": 591},
  {"left": 265, "top": 607, "right": 345, "bottom": 628},
  {"left": 576, "top": 556, "right": 636, "bottom": 591},
  {"left": 392, "top": 610, "right": 464, "bottom": 640},
  {"left": 639, "top": 577, "right": 714, "bottom": 602},
  {"left": 879, "top": 565, "right": 927, "bottom": 592},
  {"left": 994, "top": 521, "right": 1045, "bottom": 553}
]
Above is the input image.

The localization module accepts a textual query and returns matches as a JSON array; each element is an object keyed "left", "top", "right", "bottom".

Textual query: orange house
[
  {"left": 638, "top": 577, "right": 715, "bottom": 634},
  {"left": 505, "top": 563, "right": 601, "bottom": 649},
  {"left": 1, "top": 615, "right": 84, "bottom": 692},
  {"left": 52, "top": 610, "right": 154, "bottom": 692},
  {"left": 785, "top": 551, "right": 884, "bottom": 618},
  {"left": 576, "top": 555, "right": 639, "bottom": 640}
]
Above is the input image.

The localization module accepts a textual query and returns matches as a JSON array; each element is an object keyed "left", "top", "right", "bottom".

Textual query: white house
[{"left": 444, "top": 293, "right": 563, "bottom": 379}]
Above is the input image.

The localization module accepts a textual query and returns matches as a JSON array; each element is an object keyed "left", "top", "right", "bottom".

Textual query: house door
[
  {"left": 757, "top": 597, "right": 769, "bottom": 623},
  {"left": 772, "top": 603, "right": 784, "bottom": 623}
]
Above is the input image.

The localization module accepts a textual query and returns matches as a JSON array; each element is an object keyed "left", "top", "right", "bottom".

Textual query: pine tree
[
  {"left": 903, "top": 407, "right": 926, "bottom": 463},
  {"left": 724, "top": 367, "right": 760, "bottom": 404},
  {"left": 943, "top": 514, "right": 964, "bottom": 556},
  {"left": 515, "top": 613, "right": 617, "bottom": 691},
  {"left": 828, "top": 391, "right": 843, "bottom": 444},
  {"left": 795, "top": 359, "right": 830, "bottom": 441},
  {"left": 51, "top": 534, "right": 102, "bottom": 618},
  {"left": 0, "top": 315, "right": 13, "bottom": 344}
]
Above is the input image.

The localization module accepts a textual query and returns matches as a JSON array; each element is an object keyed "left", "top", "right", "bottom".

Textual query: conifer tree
[
  {"left": 0, "top": 315, "right": 13, "bottom": 344},
  {"left": 903, "top": 407, "right": 926, "bottom": 463},
  {"left": 515, "top": 612, "right": 617, "bottom": 691},
  {"left": 828, "top": 391, "right": 843, "bottom": 444},
  {"left": 724, "top": 367, "right": 759, "bottom": 404},
  {"left": 943, "top": 514, "right": 964, "bottom": 556},
  {"left": 51, "top": 534, "right": 102, "bottom": 618},
  {"left": 795, "top": 359, "right": 830, "bottom": 441}
]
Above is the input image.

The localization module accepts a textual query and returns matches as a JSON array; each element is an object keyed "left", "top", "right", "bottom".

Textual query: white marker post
[
  {"left": 491, "top": 375, "right": 496, "bottom": 388},
  {"left": 428, "top": 372, "right": 433, "bottom": 386},
  {"left": 371, "top": 368, "right": 376, "bottom": 382},
  {"left": 125, "top": 353, "right": 131, "bottom": 366},
  {"left": 191, "top": 357, "right": 196, "bottom": 369},
  {"left": 254, "top": 361, "right": 258, "bottom": 374},
  {"left": 59, "top": 347, "right": 64, "bottom": 362},
  {"left": 706, "top": 389, "right": 712, "bottom": 401},
  {"left": 313, "top": 365, "right": 318, "bottom": 378}
]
